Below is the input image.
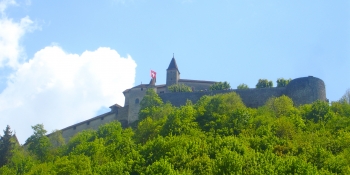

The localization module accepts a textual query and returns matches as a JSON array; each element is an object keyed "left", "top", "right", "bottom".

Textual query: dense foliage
[
  {"left": 2, "top": 92, "right": 350, "bottom": 174},
  {"left": 237, "top": 83, "right": 249, "bottom": 89},
  {"left": 168, "top": 84, "right": 192, "bottom": 92},
  {"left": 256, "top": 79, "right": 273, "bottom": 88},
  {"left": 209, "top": 81, "right": 231, "bottom": 91},
  {"left": 276, "top": 78, "right": 292, "bottom": 87}
]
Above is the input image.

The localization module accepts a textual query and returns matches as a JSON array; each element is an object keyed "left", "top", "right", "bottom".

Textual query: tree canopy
[
  {"left": 276, "top": 78, "right": 292, "bottom": 87},
  {"left": 167, "top": 83, "right": 192, "bottom": 92},
  {"left": 209, "top": 81, "right": 231, "bottom": 91},
  {"left": 2, "top": 93, "right": 350, "bottom": 174},
  {"left": 237, "top": 83, "right": 249, "bottom": 89},
  {"left": 256, "top": 79, "right": 273, "bottom": 88}
]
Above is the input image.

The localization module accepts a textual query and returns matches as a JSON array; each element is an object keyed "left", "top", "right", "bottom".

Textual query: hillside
[{"left": 1, "top": 90, "right": 350, "bottom": 174}]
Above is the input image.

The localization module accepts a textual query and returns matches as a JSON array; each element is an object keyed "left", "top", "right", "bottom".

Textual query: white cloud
[
  {"left": 0, "top": 0, "right": 137, "bottom": 144},
  {"left": 0, "top": 0, "right": 16, "bottom": 14},
  {"left": 0, "top": 0, "right": 35, "bottom": 68},
  {"left": 0, "top": 46, "right": 137, "bottom": 143}
]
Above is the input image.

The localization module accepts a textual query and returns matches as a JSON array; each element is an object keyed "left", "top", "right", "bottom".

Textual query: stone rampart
[
  {"left": 54, "top": 76, "right": 326, "bottom": 143},
  {"left": 58, "top": 105, "right": 130, "bottom": 142},
  {"left": 160, "top": 76, "right": 326, "bottom": 108}
]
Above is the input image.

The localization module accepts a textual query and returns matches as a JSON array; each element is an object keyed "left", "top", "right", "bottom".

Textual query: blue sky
[{"left": 0, "top": 0, "right": 349, "bottom": 143}]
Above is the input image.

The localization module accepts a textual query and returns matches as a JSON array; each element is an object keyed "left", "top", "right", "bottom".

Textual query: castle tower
[
  {"left": 125, "top": 79, "right": 157, "bottom": 124},
  {"left": 166, "top": 55, "right": 180, "bottom": 87}
]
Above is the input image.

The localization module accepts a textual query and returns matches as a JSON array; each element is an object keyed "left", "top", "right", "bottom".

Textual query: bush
[
  {"left": 168, "top": 84, "right": 192, "bottom": 92},
  {"left": 209, "top": 81, "right": 231, "bottom": 91},
  {"left": 237, "top": 83, "right": 249, "bottom": 89},
  {"left": 256, "top": 79, "right": 273, "bottom": 88}
]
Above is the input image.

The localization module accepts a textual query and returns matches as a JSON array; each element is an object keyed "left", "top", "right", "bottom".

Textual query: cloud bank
[
  {"left": 0, "top": 46, "right": 137, "bottom": 143},
  {"left": 0, "top": 0, "right": 35, "bottom": 68},
  {"left": 0, "top": 0, "right": 137, "bottom": 143}
]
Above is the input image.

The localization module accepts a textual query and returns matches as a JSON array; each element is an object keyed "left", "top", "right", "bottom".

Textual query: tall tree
[
  {"left": 25, "top": 124, "right": 51, "bottom": 161},
  {"left": 0, "top": 125, "right": 15, "bottom": 167}
]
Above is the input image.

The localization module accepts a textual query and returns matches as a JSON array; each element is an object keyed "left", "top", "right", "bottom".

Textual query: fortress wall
[
  {"left": 160, "top": 91, "right": 217, "bottom": 107},
  {"left": 156, "top": 86, "right": 167, "bottom": 93},
  {"left": 116, "top": 105, "right": 129, "bottom": 127},
  {"left": 234, "top": 88, "right": 286, "bottom": 107},
  {"left": 179, "top": 80, "right": 215, "bottom": 91},
  {"left": 128, "top": 87, "right": 145, "bottom": 124},
  {"left": 160, "top": 77, "right": 326, "bottom": 108},
  {"left": 286, "top": 76, "right": 326, "bottom": 106},
  {"left": 60, "top": 111, "right": 116, "bottom": 142},
  {"left": 128, "top": 87, "right": 156, "bottom": 123},
  {"left": 159, "top": 88, "right": 286, "bottom": 108}
]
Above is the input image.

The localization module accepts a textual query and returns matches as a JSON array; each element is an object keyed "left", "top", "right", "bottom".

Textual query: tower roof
[{"left": 167, "top": 56, "right": 180, "bottom": 73}]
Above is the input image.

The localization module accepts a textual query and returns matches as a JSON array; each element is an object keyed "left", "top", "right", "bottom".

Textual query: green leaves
[
  {"left": 25, "top": 124, "right": 52, "bottom": 162},
  {"left": 209, "top": 81, "right": 231, "bottom": 91},
  {"left": 168, "top": 83, "right": 192, "bottom": 92},
  {"left": 2, "top": 92, "right": 350, "bottom": 174},
  {"left": 276, "top": 78, "right": 292, "bottom": 87},
  {"left": 237, "top": 83, "right": 249, "bottom": 89},
  {"left": 256, "top": 79, "right": 273, "bottom": 88}
]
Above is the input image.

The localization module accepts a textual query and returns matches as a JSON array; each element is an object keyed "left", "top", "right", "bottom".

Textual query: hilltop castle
[{"left": 58, "top": 56, "right": 327, "bottom": 142}]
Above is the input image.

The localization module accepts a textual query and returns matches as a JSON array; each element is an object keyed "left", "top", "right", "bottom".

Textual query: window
[
  {"left": 73, "top": 126, "right": 76, "bottom": 130},
  {"left": 135, "top": 98, "right": 139, "bottom": 104},
  {"left": 141, "top": 88, "right": 143, "bottom": 91},
  {"left": 101, "top": 117, "right": 104, "bottom": 120},
  {"left": 87, "top": 121, "right": 90, "bottom": 125}
]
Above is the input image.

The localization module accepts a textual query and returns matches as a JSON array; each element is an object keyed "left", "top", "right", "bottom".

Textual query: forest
[{"left": 1, "top": 89, "right": 350, "bottom": 174}]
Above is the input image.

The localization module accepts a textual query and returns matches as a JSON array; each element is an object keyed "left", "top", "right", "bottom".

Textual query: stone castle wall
[
  {"left": 285, "top": 76, "right": 326, "bottom": 106},
  {"left": 158, "top": 88, "right": 286, "bottom": 108},
  {"left": 160, "top": 76, "right": 326, "bottom": 108},
  {"left": 59, "top": 105, "right": 129, "bottom": 142},
  {"left": 179, "top": 79, "right": 215, "bottom": 91},
  {"left": 56, "top": 76, "right": 326, "bottom": 142}
]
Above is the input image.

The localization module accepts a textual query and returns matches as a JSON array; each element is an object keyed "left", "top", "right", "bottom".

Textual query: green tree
[
  {"left": 256, "top": 79, "right": 273, "bottom": 88},
  {"left": 53, "top": 155, "right": 93, "bottom": 175},
  {"left": 145, "top": 159, "right": 178, "bottom": 175},
  {"left": 25, "top": 124, "right": 52, "bottom": 161},
  {"left": 265, "top": 95, "right": 294, "bottom": 117},
  {"left": 167, "top": 83, "right": 192, "bottom": 92},
  {"left": 49, "top": 130, "right": 65, "bottom": 148},
  {"left": 209, "top": 81, "right": 231, "bottom": 91},
  {"left": 139, "top": 89, "right": 164, "bottom": 121},
  {"left": 276, "top": 78, "right": 292, "bottom": 87},
  {"left": 195, "top": 92, "right": 246, "bottom": 133},
  {"left": 237, "top": 83, "right": 249, "bottom": 89},
  {"left": 140, "top": 89, "right": 163, "bottom": 111},
  {"left": 306, "top": 100, "right": 330, "bottom": 122},
  {"left": 340, "top": 88, "right": 350, "bottom": 104},
  {"left": 0, "top": 125, "right": 16, "bottom": 167}
]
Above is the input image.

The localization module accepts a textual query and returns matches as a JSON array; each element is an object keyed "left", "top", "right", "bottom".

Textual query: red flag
[{"left": 151, "top": 70, "right": 156, "bottom": 79}]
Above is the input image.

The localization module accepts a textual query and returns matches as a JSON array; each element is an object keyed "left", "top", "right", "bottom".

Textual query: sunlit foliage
[{"left": 1, "top": 93, "right": 350, "bottom": 174}]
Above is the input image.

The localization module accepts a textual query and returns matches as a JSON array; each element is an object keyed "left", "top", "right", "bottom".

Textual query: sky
[{"left": 0, "top": 0, "right": 349, "bottom": 143}]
